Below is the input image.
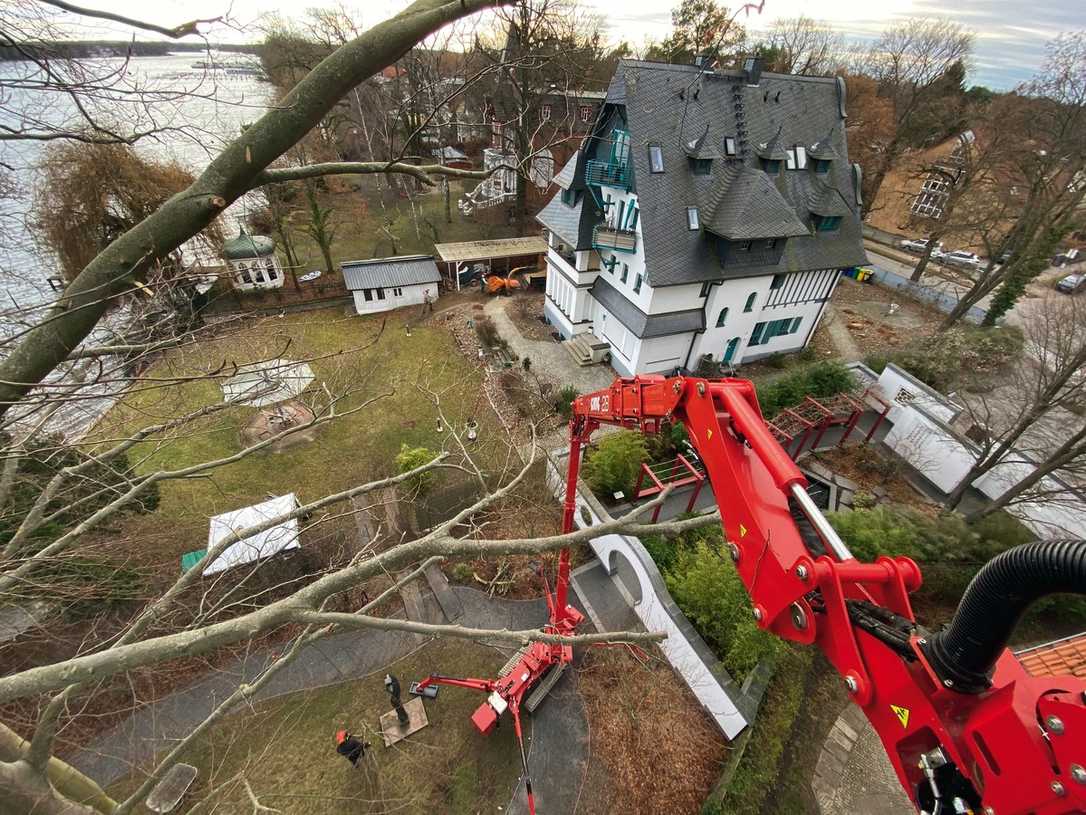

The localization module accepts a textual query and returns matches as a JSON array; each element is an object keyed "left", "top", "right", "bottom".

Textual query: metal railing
[{"left": 585, "top": 159, "right": 631, "bottom": 189}]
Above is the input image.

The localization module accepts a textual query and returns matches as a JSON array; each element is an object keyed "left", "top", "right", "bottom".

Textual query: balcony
[
  {"left": 585, "top": 159, "right": 631, "bottom": 190},
  {"left": 593, "top": 223, "right": 638, "bottom": 254}
]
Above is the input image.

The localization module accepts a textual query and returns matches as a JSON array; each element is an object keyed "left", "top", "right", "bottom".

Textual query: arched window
[
  {"left": 237, "top": 263, "right": 252, "bottom": 285},
  {"left": 744, "top": 292, "right": 756, "bottom": 312},
  {"left": 716, "top": 307, "right": 729, "bottom": 327},
  {"left": 265, "top": 258, "right": 278, "bottom": 281}
]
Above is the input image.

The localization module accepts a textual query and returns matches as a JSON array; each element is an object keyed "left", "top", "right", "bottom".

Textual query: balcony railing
[
  {"left": 593, "top": 224, "right": 638, "bottom": 254},
  {"left": 585, "top": 159, "right": 631, "bottom": 190}
]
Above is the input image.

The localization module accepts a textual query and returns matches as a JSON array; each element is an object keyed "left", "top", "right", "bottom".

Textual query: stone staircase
[{"left": 563, "top": 333, "right": 609, "bottom": 367}]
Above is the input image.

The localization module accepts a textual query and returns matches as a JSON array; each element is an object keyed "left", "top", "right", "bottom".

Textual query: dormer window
[
  {"left": 561, "top": 187, "right": 576, "bottom": 206},
  {"left": 761, "top": 158, "right": 781, "bottom": 175},
  {"left": 814, "top": 215, "right": 842, "bottom": 232},
  {"left": 692, "top": 158, "right": 712, "bottom": 175},
  {"left": 814, "top": 158, "right": 832, "bottom": 174},
  {"left": 648, "top": 144, "right": 665, "bottom": 173}
]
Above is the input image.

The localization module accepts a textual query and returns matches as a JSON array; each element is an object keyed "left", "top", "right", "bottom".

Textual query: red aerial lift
[{"left": 415, "top": 374, "right": 1086, "bottom": 815}]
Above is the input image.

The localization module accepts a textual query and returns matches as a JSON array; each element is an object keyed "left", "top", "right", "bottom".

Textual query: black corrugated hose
[{"left": 924, "top": 540, "right": 1086, "bottom": 693}]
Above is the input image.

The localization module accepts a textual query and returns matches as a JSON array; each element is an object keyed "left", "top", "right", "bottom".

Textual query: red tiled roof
[{"left": 1017, "top": 633, "right": 1086, "bottom": 679}]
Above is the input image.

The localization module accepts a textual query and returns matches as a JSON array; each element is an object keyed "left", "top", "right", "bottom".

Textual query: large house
[{"left": 536, "top": 57, "right": 867, "bottom": 374}]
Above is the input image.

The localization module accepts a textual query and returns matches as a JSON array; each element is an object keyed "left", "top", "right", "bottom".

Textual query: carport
[{"left": 434, "top": 236, "right": 547, "bottom": 290}]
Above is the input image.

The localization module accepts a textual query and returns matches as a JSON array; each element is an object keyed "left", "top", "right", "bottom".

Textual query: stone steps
[{"left": 563, "top": 333, "right": 608, "bottom": 367}]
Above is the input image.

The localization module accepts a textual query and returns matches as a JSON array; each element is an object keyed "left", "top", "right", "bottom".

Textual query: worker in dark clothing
[{"left": 335, "top": 729, "right": 370, "bottom": 767}]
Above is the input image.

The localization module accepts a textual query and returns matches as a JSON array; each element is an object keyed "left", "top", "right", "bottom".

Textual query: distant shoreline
[{"left": 0, "top": 41, "right": 259, "bottom": 62}]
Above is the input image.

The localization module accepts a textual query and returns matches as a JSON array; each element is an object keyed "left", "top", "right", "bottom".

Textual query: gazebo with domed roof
[{"left": 223, "top": 228, "right": 284, "bottom": 292}]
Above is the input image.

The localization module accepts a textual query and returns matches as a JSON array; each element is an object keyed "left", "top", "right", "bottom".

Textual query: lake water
[
  {"left": 0, "top": 52, "right": 272, "bottom": 316},
  {"left": 0, "top": 53, "right": 272, "bottom": 437}
]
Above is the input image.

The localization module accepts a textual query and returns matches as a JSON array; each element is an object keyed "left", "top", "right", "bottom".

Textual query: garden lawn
[
  {"left": 91, "top": 307, "right": 509, "bottom": 567},
  {"left": 106, "top": 640, "right": 525, "bottom": 814}
]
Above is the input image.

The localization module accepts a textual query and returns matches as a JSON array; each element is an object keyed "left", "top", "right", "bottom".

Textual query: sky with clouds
[{"left": 53, "top": 0, "right": 1086, "bottom": 90}]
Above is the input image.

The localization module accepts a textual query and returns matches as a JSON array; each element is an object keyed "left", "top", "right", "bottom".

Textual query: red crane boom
[{"left": 417, "top": 374, "right": 1086, "bottom": 815}]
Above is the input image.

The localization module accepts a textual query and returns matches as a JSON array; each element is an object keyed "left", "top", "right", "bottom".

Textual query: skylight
[
  {"left": 724, "top": 137, "right": 737, "bottom": 157},
  {"left": 648, "top": 144, "right": 665, "bottom": 173},
  {"left": 687, "top": 207, "right": 700, "bottom": 230}
]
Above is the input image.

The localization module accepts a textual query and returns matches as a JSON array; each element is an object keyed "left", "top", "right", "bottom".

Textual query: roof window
[
  {"left": 686, "top": 207, "right": 700, "bottom": 230},
  {"left": 648, "top": 144, "right": 665, "bottom": 173},
  {"left": 786, "top": 145, "right": 807, "bottom": 170}
]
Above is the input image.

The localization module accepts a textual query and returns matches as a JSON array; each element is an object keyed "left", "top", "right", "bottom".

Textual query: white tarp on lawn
[
  {"left": 204, "top": 493, "right": 301, "bottom": 575},
  {"left": 221, "top": 360, "right": 314, "bottom": 407}
]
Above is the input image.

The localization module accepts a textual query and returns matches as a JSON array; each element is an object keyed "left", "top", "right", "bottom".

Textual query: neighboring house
[
  {"left": 342, "top": 255, "right": 440, "bottom": 315},
  {"left": 223, "top": 229, "right": 285, "bottom": 293},
  {"left": 536, "top": 57, "right": 866, "bottom": 374}
]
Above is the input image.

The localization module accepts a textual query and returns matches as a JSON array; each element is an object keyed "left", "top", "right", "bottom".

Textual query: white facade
[
  {"left": 229, "top": 254, "right": 284, "bottom": 292},
  {"left": 352, "top": 281, "right": 437, "bottom": 315},
  {"left": 542, "top": 189, "right": 840, "bottom": 374}
]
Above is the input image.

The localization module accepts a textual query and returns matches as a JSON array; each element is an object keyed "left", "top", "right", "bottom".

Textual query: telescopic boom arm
[{"left": 569, "top": 374, "right": 1086, "bottom": 815}]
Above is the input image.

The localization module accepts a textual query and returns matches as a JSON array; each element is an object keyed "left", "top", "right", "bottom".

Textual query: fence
[{"left": 866, "top": 264, "right": 988, "bottom": 325}]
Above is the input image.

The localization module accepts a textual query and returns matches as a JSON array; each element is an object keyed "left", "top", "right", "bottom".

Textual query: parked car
[
  {"left": 1056, "top": 273, "right": 1086, "bottom": 294},
  {"left": 1053, "top": 248, "right": 1083, "bottom": 267},
  {"left": 899, "top": 238, "right": 943, "bottom": 256},
  {"left": 942, "top": 250, "right": 983, "bottom": 270}
]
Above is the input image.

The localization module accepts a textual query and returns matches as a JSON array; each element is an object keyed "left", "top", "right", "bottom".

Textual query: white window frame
[
  {"left": 579, "top": 105, "right": 592, "bottom": 122},
  {"left": 686, "top": 207, "right": 700, "bottom": 230},
  {"left": 540, "top": 103, "right": 552, "bottom": 121},
  {"left": 724, "top": 136, "right": 737, "bottom": 157}
]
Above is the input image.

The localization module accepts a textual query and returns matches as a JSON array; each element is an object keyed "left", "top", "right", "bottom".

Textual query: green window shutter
[
  {"left": 750, "top": 322, "right": 766, "bottom": 346},
  {"left": 716, "top": 307, "right": 728, "bottom": 327},
  {"left": 744, "top": 292, "right": 756, "bottom": 312}
]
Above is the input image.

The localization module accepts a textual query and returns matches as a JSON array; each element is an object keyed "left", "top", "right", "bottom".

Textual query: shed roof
[
  {"left": 433, "top": 236, "right": 547, "bottom": 263},
  {"left": 204, "top": 494, "right": 301, "bottom": 576},
  {"left": 341, "top": 255, "right": 440, "bottom": 290}
]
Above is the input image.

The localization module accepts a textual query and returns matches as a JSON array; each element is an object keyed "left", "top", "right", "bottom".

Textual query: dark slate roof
[
  {"left": 553, "top": 153, "right": 577, "bottom": 189},
  {"left": 808, "top": 128, "right": 839, "bottom": 161},
  {"left": 549, "top": 59, "right": 867, "bottom": 287},
  {"left": 755, "top": 131, "right": 788, "bottom": 161},
  {"left": 808, "top": 184, "right": 851, "bottom": 217},
  {"left": 683, "top": 128, "right": 721, "bottom": 160},
  {"left": 704, "top": 167, "right": 809, "bottom": 240},
  {"left": 341, "top": 255, "right": 440, "bottom": 290},
  {"left": 536, "top": 193, "right": 582, "bottom": 248},
  {"left": 590, "top": 276, "right": 705, "bottom": 338}
]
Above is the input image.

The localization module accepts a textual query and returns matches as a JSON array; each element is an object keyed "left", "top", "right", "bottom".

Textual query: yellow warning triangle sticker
[
  {"left": 738, "top": 523, "right": 748, "bottom": 538},
  {"left": 890, "top": 705, "right": 910, "bottom": 729},
  {"left": 706, "top": 428, "right": 713, "bottom": 441}
]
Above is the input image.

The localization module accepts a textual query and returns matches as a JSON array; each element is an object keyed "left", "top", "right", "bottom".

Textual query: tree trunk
[
  {"left": 0, "top": 723, "right": 115, "bottom": 814},
  {"left": 0, "top": 0, "right": 503, "bottom": 417},
  {"left": 910, "top": 235, "right": 940, "bottom": 283}
]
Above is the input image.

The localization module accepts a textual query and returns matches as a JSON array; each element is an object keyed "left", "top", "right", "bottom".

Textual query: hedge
[
  {"left": 719, "top": 645, "right": 813, "bottom": 815},
  {"left": 643, "top": 523, "right": 779, "bottom": 684},
  {"left": 755, "top": 360, "right": 856, "bottom": 419}
]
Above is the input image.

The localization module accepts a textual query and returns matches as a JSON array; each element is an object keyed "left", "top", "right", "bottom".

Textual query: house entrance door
[{"left": 723, "top": 337, "right": 740, "bottom": 364}]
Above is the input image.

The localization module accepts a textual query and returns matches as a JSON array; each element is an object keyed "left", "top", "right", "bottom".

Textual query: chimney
[{"left": 742, "top": 55, "right": 763, "bottom": 86}]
